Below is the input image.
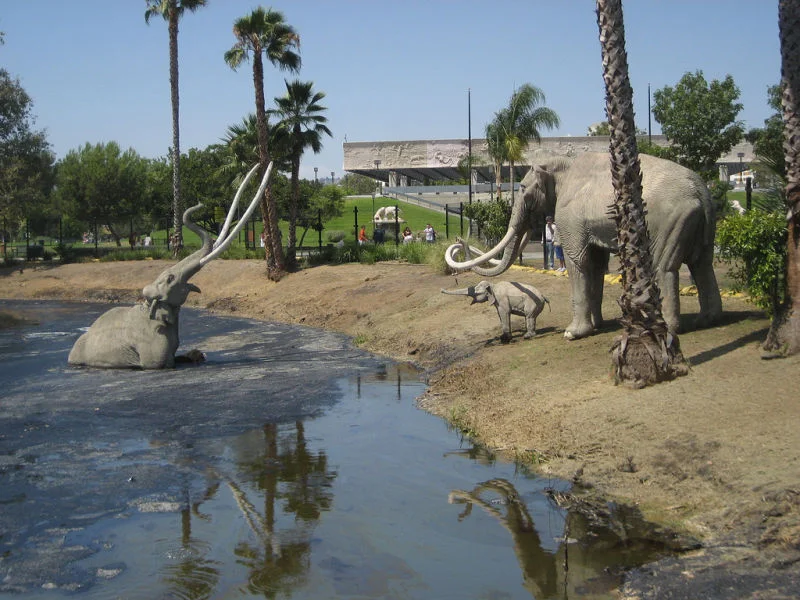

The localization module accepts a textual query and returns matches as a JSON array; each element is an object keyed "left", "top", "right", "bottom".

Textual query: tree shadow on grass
[{"left": 686, "top": 310, "right": 769, "bottom": 367}]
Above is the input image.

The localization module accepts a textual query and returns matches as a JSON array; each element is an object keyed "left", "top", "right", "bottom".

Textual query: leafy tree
[
  {"left": 717, "top": 211, "right": 787, "bottom": 316},
  {"left": 56, "top": 142, "right": 148, "bottom": 245},
  {"left": 179, "top": 145, "right": 235, "bottom": 233},
  {"left": 746, "top": 84, "right": 785, "bottom": 198},
  {"left": 224, "top": 7, "right": 301, "bottom": 281},
  {"left": 462, "top": 198, "right": 511, "bottom": 246},
  {"left": 297, "top": 182, "right": 344, "bottom": 246},
  {"left": 0, "top": 69, "right": 55, "bottom": 236},
  {"left": 485, "top": 84, "right": 559, "bottom": 199},
  {"left": 145, "top": 0, "right": 207, "bottom": 254},
  {"left": 762, "top": 0, "right": 800, "bottom": 357},
  {"left": 270, "top": 80, "right": 332, "bottom": 269},
  {"left": 597, "top": 0, "right": 687, "bottom": 386},
  {"left": 652, "top": 70, "right": 744, "bottom": 180},
  {"left": 338, "top": 173, "right": 376, "bottom": 196}
]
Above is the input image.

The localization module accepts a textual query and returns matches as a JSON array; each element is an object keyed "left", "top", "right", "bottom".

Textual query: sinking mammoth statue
[
  {"left": 68, "top": 162, "right": 274, "bottom": 369},
  {"left": 445, "top": 152, "right": 723, "bottom": 340}
]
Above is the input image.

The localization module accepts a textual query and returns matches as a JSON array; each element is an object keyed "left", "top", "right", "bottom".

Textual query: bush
[
  {"left": 716, "top": 210, "right": 787, "bottom": 315},
  {"left": 325, "top": 230, "right": 346, "bottom": 243}
]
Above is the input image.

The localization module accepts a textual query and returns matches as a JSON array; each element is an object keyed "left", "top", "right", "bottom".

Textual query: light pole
[
  {"left": 314, "top": 167, "right": 318, "bottom": 183},
  {"left": 737, "top": 152, "right": 745, "bottom": 184},
  {"left": 374, "top": 160, "right": 381, "bottom": 196}
]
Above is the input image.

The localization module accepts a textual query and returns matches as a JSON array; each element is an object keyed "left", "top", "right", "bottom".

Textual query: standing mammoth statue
[
  {"left": 441, "top": 280, "right": 550, "bottom": 343},
  {"left": 445, "top": 152, "right": 722, "bottom": 340},
  {"left": 68, "top": 162, "right": 274, "bottom": 369}
]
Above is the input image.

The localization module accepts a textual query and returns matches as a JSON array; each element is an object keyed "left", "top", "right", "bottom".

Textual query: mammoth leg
[
  {"left": 523, "top": 306, "right": 538, "bottom": 339},
  {"left": 496, "top": 303, "right": 513, "bottom": 343},
  {"left": 565, "top": 260, "right": 595, "bottom": 340},
  {"left": 656, "top": 268, "right": 681, "bottom": 333},
  {"left": 688, "top": 247, "right": 723, "bottom": 329},
  {"left": 587, "top": 247, "right": 610, "bottom": 330}
]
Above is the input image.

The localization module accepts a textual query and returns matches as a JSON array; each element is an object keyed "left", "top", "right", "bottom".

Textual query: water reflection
[
  {"left": 0, "top": 301, "right": 680, "bottom": 599},
  {"left": 450, "top": 478, "right": 676, "bottom": 599},
  {"left": 231, "top": 422, "right": 335, "bottom": 597}
]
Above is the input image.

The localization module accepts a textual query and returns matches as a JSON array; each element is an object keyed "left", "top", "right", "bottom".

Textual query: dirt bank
[{"left": 2, "top": 258, "right": 799, "bottom": 595}]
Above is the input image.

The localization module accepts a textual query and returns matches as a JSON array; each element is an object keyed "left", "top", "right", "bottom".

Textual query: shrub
[
  {"left": 716, "top": 210, "right": 787, "bottom": 315},
  {"left": 325, "top": 230, "right": 346, "bottom": 243}
]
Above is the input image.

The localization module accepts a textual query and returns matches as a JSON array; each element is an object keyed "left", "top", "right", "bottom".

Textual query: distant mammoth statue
[
  {"left": 445, "top": 152, "right": 722, "bottom": 340},
  {"left": 441, "top": 280, "right": 550, "bottom": 343},
  {"left": 374, "top": 206, "right": 400, "bottom": 221},
  {"left": 68, "top": 162, "right": 274, "bottom": 369}
]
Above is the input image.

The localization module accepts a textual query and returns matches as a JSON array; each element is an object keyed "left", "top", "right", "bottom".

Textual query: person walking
[
  {"left": 424, "top": 223, "right": 436, "bottom": 243},
  {"left": 542, "top": 216, "right": 556, "bottom": 270}
]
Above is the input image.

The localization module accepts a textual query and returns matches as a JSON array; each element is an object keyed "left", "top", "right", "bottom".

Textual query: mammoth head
[
  {"left": 441, "top": 280, "right": 494, "bottom": 305},
  {"left": 141, "top": 161, "right": 274, "bottom": 319}
]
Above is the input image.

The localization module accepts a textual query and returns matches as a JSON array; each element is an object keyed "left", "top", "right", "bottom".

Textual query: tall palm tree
[
  {"left": 764, "top": 0, "right": 800, "bottom": 356},
  {"left": 270, "top": 80, "right": 331, "bottom": 269},
  {"left": 224, "top": 8, "right": 300, "bottom": 281},
  {"left": 486, "top": 85, "right": 560, "bottom": 201},
  {"left": 596, "top": 0, "right": 688, "bottom": 386},
  {"left": 144, "top": 0, "right": 207, "bottom": 256}
]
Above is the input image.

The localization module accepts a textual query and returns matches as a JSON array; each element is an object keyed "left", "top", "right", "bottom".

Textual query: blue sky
[{"left": 2, "top": 1, "right": 780, "bottom": 181}]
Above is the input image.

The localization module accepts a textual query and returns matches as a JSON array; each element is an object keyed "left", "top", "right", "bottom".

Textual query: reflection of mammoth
[
  {"left": 441, "top": 280, "right": 549, "bottom": 343},
  {"left": 449, "top": 478, "right": 558, "bottom": 599},
  {"left": 446, "top": 153, "right": 722, "bottom": 340}
]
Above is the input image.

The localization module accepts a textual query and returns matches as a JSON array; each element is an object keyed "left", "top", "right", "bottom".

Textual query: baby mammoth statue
[{"left": 442, "top": 280, "right": 550, "bottom": 343}]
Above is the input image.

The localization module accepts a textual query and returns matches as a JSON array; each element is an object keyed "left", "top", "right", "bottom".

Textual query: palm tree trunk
[
  {"left": 252, "top": 53, "right": 285, "bottom": 281},
  {"left": 169, "top": 9, "right": 182, "bottom": 256},
  {"left": 597, "top": 0, "right": 688, "bottom": 387},
  {"left": 764, "top": 0, "right": 800, "bottom": 356},
  {"left": 287, "top": 156, "right": 300, "bottom": 270}
]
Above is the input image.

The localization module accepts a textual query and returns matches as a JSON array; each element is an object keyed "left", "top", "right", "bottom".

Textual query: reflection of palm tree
[
  {"left": 232, "top": 421, "right": 337, "bottom": 597},
  {"left": 161, "top": 478, "right": 222, "bottom": 600}
]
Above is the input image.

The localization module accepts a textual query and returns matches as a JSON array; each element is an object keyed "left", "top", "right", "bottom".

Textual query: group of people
[
  {"left": 357, "top": 224, "right": 436, "bottom": 245},
  {"left": 542, "top": 215, "right": 566, "bottom": 271},
  {"left": 128, "top": 232, "right": 152, "bottom": 249}
]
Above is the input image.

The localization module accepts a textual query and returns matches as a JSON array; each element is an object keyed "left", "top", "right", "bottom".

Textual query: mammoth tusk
[
  {"left": 214, "top": 163, "right": 260, "bottom": 249},
  {"left": 200, "top": 162, "right": 273, "bottom": 266},
  {"left": 444, "top": 226, "right": 518, "bottom": 271}
]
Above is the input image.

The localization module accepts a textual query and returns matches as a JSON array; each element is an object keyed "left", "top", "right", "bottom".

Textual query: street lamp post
[
  {"left": 737, "top": 152, "right": 745, "bottom": 184},
  {"left": 374, "top": 160, "right": 381, "bottom": 196}
]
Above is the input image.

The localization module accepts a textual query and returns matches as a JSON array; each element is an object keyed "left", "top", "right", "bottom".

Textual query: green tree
[
  {"left": 224, "top": 7, "right": 301, "bottom": 281},
  {"left": 746, "top": 84, "right": 785, "bottom": 197},
  {"left": 270, "top": 80, "right": 332, "bottom": 269},
  {"left": 338, "top": 173, "right": 376, "bottom": 196},
  {"left": 145, "top": 0, "right": 207, "bottom": 255},
  {"left": 179, "top": 145, "right": 235, "bottom": 233},
  {"left": 56, "top": 142, "right": 148, "bottom": 245},
  {"left": 652, "top": 70, "right": 744, "bottom": 179},
  {"left": 485, "top": 84, "right": 560, "bottom": 199},
  {"left": 462, "top": 198, "right": 511, "bottom": 245},
  {"left": 597, "top": 0, "right": 688, "bottom": 387},
  {"left": 763, "top": 0, "right": 800, "bottom": 357},
  {"left": 717, "top": 210, "right": 787, "bottom": 316},
  {"left": 0, "top": 69, "right": 55, "bottom": 237}
]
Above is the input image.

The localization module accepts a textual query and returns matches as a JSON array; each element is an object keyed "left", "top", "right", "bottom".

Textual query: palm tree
[
  {"left": 763, "top": 0, "right": 800, "bottom": 356},
  {"left": 596, "top": 0, "right": 688, "bottom": 386},
  {"left": 486, "top": 85, "right": 559, "bottom": 201},
  {"left": 224, "top": 7, "right": 301, "bottom": 281},
  {"left": 144, "top": 0, "right": 207, "bottom": 256},
  {"left": 270, "top": 80, "right": 331, "bottom": 269}
]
